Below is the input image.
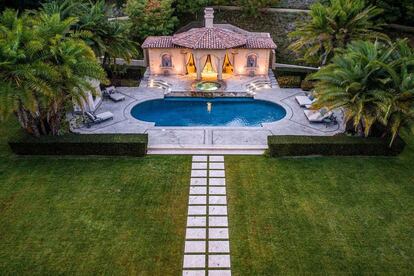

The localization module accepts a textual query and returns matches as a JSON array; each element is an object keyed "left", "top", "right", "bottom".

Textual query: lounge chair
[
  {"left": 295, "top": 95, "right": 316, "bottom": 108},
  {"left": 304, "top": 109, "right": 333, "bottom": 123},
  {"left": 85, "top": 111, "right": 114, "bottom": 127},
  {"left": 104, "top": 86, "right": 125, "bottom": 102}
]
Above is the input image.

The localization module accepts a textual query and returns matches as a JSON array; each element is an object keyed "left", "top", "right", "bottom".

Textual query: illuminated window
[
  {"left": 247, "top": 54, "right": 257, "bottom": 67},
  {"left": 161, "top": 54, "right": 172, "bottom": 67}
]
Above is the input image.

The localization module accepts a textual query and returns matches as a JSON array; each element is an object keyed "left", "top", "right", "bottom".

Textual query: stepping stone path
[{"left": 183, "top": 156, "right": 231, "bottom": 276}]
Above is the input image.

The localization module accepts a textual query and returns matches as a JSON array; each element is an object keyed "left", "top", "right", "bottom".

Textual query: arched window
[
  {"left": 161, "top": 54, "right": 172, "bottom": 67},
  {"left": 247, "top": 54, "right": 257, "bottom": 68}
]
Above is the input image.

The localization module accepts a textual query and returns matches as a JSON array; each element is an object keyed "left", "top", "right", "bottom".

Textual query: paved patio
[
  {"left": 74, "top": 86, "right": 345, "bottom": 154},
  {"left": 145, "top": 73, "right": 270, "bottom": 93}
]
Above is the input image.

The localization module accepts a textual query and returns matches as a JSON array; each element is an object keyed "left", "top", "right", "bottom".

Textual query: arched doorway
[{"left": 201, "top": 54, "right": 219, "bottom": 80}]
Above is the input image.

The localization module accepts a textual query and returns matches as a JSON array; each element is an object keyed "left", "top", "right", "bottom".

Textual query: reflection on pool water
[
  {"left": 131, "top": 97, "right": 286, "bottom": 127},
  {"left": 195, "top": 81, "right": 222, "bottom": 91}
]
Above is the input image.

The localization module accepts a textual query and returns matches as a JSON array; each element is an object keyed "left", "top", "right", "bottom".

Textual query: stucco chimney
[{"left": 204, "top": 8, "right": 214, "bottom": 28}]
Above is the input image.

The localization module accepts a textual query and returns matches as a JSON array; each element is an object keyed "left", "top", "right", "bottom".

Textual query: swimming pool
[{"left": 130, "top": 97, "right": 286, "bottom": 127}]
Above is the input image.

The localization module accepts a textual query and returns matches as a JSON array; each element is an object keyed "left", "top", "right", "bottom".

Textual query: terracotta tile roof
[
  {"left": 245, "top": 37, "right": 277, "bottom": 49},
  {"left": 172, "top": 27, "right": 247, "bottom": 49},
  {"left": 142, "top": 28, "right": 277, "bottom": 49},
  {"left": 141, "top": 36, "right": 177, "bottom": 48}
]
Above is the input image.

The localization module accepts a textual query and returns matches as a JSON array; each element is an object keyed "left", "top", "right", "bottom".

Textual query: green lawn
[
  {"left": 1, "top": 119, "right": 414, "bottom": 274},
  {"left": 226, "top": 136, "right": 414, "bottom": 274},
  {"left": 0, "top": 120, "right": 191, "bottom": 274}
]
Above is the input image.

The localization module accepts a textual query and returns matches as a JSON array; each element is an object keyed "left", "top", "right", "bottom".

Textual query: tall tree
[
  {"left": 289, "top": 0, "right": 388, "bottom": 66},
  {"left": 309, "top": 40, "right": 414, "bottom": 145},
  {"left": 125, "top": 0, "right": 177, "bottom": 42},
  {"left": 0, "top": 9, "right": 107, "bottom": 136},
  {"left": 175, "top": 0, "right": 209, "bottom": 19}
]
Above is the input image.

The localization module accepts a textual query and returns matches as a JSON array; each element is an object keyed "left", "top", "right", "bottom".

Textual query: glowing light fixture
[{"left": 207, "top": 102, "right": 212, "bottom": 113}]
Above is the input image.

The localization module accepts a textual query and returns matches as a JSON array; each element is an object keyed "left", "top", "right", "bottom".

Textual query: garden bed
[
  {"left": 268, "top": 135, "right": 405, "bottom": 157},
  {"left": 9, "top": 133, "right": 148, "bottom": 156}
]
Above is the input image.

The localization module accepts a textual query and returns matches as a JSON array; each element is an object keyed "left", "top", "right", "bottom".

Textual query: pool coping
[
  {"left": 73, "top": 87, "right": 345, "bottom": 151},
  {"left": 124, "top": 94, "right": 294, "bottom": 130}
]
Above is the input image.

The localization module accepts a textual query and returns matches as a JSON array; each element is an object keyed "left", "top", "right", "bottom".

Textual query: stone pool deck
[{"left": 74, "top": 87, "right": 345, "bottom": 154}]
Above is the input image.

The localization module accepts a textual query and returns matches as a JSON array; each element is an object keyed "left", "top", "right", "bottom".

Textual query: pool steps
[{"left": 147, "top": 145, "right": 267, "bottom": 155}]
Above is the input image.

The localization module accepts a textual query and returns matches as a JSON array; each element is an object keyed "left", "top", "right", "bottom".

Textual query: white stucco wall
[
  {"left": 147, "top": 48, "right": 272, "bottom": 77},
  {"left": 148, "top": 48, "right": 187, "bottom": 75},
  {"left": 233, "top": 49, "right": 271, "bottom": 76}
]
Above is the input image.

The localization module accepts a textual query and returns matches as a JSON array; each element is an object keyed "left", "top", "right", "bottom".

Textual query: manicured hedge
[
  {"left": 9, "top": 133, "right": 148, "bottom": 157},
  {"left": 268, "top": 135, "right": 405, "bottom": 157},
  {"left": 300, "top": 80, "right": 315, "bottom": 91},
  {"left": 277, "top": 75, "right": 302, "bottom": 88}
]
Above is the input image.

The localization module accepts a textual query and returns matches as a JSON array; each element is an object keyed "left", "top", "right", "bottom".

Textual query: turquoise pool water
[{"left": 131, "top": 97, "right": 286, "bottom": 127}]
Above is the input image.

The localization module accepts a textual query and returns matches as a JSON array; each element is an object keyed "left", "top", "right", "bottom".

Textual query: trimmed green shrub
[
  {"left": 267, "top": 135, "right": 405, "bottom": 157},
  {"left": 277, "top": 75, "right": 302, "bottom": 88},
  {"left": 9, "top": 133, "right": 148, "bottom": 157},
  {"left": 300, "top": 80, "right": 315, "bottom": 91}
]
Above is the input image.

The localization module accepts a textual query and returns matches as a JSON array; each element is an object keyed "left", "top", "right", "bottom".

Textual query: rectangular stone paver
[
  {"left": 209, "top": 228, "right": 229, "bottom": 239},
  {"left": 184, "top": 155, "right": 231, "bottom": 275},
  {"left": 209, "top": 216, "right": 228, "bottom": 227},
  {"left": 192, "top": 170, "right": 207, "bottom": 178},
  {"left": 186, "top": 228, "right": 206, "bottom": 240},
  {"left": 209, "top": 196, "right": 227, "bottom": 205},
  {"left": 192, "top": 163, "right": 207, "bottom": 169},
  {"left": 193, "top": 156, "right": 208, "bottom": 162},
  {"left": 190, "top": 187, "right": 207, "bottom": 195},
  {"left": 208, "top": 270, "right": 231, "bottom": 276},
  {"left": 209, "top": 240, "right": 230, "bottom": 253},
  {"left": 189, "top": 196, "right": 207, "bottom": 205},
  {"left": 183, "top": 270, "right": 205, "bottom": 276},
  {"left": 209, "top": 205, "right": 227, "bottom": 215},
  {"left": 208, "top": 254, "right": 231, "bottom": 268},
  {"left": 209, "top": 187, "right": 226, "bottom": 195},
  {"left": 188, "top": 206, "right": 207, "bottom": 215},
  {"left": 209, "top": 170, "right": 225, "bottom": 178},
  {"left": 187, "top": 216, "right": 206, "bottom": 227},
  {"left": 209, "top": 163, "right": 225, "bottom": 170},
  {"left": 183, "top": 254, "right": 206, "bottom": 268},
  {"left": 185, "top": 241, "right": 206, "bottom": 253},
  {"left": 209, "top": 178, "right": 226, "bottom": 186},
  {"left": 191, "top": 178, "right": 207, "bottom": 186},
  {"left": 209, "top": 156, "right": 224, "bottom": 162}
]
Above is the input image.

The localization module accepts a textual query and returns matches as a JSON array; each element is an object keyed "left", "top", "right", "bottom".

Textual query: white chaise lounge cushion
[
  {"left": 295, "top": 95, "right": 315, "bottom": 107},
  {"left": 304, "top": 109, "right": 332, "bottom": 123},
  {"left": 95, "top": 111, "right": 113, "bottom": 121},
  {"left": 109, "top": 93, "right": 125, "bottom": 102}
]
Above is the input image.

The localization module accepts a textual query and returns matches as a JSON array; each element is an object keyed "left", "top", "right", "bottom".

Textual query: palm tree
[
  {"left": 309, "top": 40, "right": 414, "bottom": 145},
  {"left": 380, "top": 40, "right": 414, "bottom": 145},
  {"left": 289, "top": 0, "right": 388, "bottom": 66},
  {"left": 0, "top": 9, "right": 107, "bottom": 136},
  {"left": 41, "top": 0, "right": 138, "bottom": 67}
]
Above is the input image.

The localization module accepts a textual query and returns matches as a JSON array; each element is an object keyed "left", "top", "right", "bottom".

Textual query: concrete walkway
[{"left": 183, "top": 156, "right": 231, "bottom": 276}]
